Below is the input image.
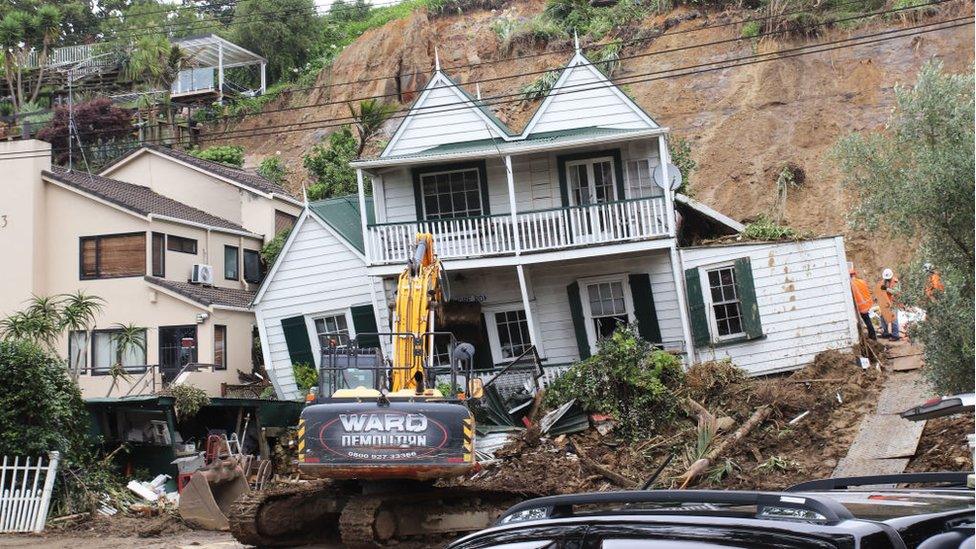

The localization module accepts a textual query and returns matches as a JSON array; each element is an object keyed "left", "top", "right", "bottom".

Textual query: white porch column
[
  {"left": 658, "top": 134, "right": 677, "bottom": 238},
  {"left": 368, "top": 275, "right": 391, "bottom": 357},
  {"left": 669, "top": 246, "right": 695, "bottom": 364},
  {"left": 217, "top": 41, "right": 224, "bottom": 105},
  {"left": 356, "top": 169, "right": 371, "bottom": 264},
  {"left": 516, "top": 264, "right": 538, "bottom": 347},
  {"left": 259, "top": 62, "right": 266, "bottom": 94},
  {"left": 504, "top": 155, "right": 521, "bottom": 255}
]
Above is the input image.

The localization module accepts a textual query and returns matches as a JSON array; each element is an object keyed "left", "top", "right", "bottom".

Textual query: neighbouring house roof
[
  {"left": 144, "top": 276, "right": 255, "bottom": 309},
  {"left": 174, "top": 34, "right": 267, "bottom": 68},
  {"left": 308, "top": 195, "right": 375, "bottom": 255},
  {"left": 354, "top": 126, "right": 667, "bottom": 169},
  {"left": 43, "top": 166, "right": 250, "bottom": 233},
  {"left": 100, "top": 144, "right": 298, "bottom": 201}
]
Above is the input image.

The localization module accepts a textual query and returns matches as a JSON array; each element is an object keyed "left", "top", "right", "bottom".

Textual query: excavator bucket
[{"left": 178, "top": 459, "right": 250, "bottom": 530}]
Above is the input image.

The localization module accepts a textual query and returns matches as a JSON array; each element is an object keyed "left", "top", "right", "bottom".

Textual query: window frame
[
  {"left": 166, "top": 235, "right": 198, "bottom": 255},
  {"left": 699, "top": 261, "right": 747, "bottom": 342},
  {"left": 242, "top": 249, "right": 262, "bottom": 283},
  {"left": 90, "top": 328, "right": 148, "bottom": 376},
  {"left": 224, "top": 245, "right": 240, "bottom": 281},
  {"left": 214, "top": 324, "right": 227, "bottom": 371},
  {"left": 411, "top": 161, "right": 490, "bottom": 221},
  {"left": 564, "top": 155, "right": 619, "bottom": 206},
  {"left": 577, "top": 274, "right": 635, "bottom": 355},
  {"left": 305, "top": 309, "right": 357, "bottom": 367},
  {"left": 625, "top": 158, "right": 663, "bottom": 199},
  {"left": 484, "top": 305, "right": 534, "bottom": 365},
  {"left": 78, "top": 231, "right": 147, "bottom": 280},
  {"left": 556, "top": 149, "right": 626, "bottom": 207}
]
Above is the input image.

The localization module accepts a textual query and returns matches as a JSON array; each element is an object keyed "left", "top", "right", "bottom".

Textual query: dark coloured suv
[{"left": 448, "top": 473, "right": 974, "bottom": 549}]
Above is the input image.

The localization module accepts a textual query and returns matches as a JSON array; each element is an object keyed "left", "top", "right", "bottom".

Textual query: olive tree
[{"left": 834, "top": 61, "right": 974, "bottom": 393}]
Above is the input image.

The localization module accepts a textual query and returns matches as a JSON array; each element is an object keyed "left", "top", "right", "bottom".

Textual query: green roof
[{"left": 308, "top": 195, "right": 374, "bottom": 254}]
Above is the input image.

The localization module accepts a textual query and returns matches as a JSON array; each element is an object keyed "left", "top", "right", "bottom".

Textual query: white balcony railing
[{"left": 366, "top": 196, "right": 670, "bottom": 265}]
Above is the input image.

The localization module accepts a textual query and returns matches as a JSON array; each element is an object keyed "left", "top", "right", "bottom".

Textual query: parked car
[{"left": 448, "top": 472, "right": 974, "bottom": 549}]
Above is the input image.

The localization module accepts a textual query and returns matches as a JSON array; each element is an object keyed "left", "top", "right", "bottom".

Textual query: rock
[{"left": 822, "top": 458, "right": 838, "bottom": 469}]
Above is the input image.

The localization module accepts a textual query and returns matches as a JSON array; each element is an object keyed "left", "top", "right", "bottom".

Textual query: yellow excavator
[{"left": 229, "top": 234, "right": 513, "bottom": 547}]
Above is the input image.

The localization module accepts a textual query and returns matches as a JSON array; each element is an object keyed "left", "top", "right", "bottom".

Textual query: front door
[
  {"left": 159, "top": 325, "right": 197, "bottom": 382},
  {"left": 567, "top": 157, "right": 618, "bottom": 241}
]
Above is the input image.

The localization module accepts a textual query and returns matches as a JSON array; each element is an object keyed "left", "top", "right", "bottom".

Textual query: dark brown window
[
  {"left": 167, "top": 235, "right": 197, "bottom": 254},
  {"left": 275, "top": 210, "right": 297, "bottom": 235},
  {"left": 151, "top": 232, "right": 166, "bottom": 277},
  {"left": 79, "top": 233, "right": 146, "bottom": 280},
  {"left": 243, "top": 249, "right": 262, "bottom": 283},
  {"left": 224, "top": 245, "right": 239, "bottom": 280},
  {"left": 214, "top": 325, "right": 227, "bottom": 370}
]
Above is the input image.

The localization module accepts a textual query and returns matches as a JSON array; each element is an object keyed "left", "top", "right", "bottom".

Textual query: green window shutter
[
  {"left": 628, "top": 273, "right": 662, "bottom": 344},
  {"left": 350, "top": 305, "right": 380, "bottom": 349},
  {"left": 280, "top": 316, "right": 314, "bottom": 366},
  {"left": 566, "top": 281, "right": 591, "bottom": 360},
  {"left": 734, "top": 257, "right": 764, "bottom": 339},
  {"left": 684, "top": 268, "right": 710, "bottom": 347}
]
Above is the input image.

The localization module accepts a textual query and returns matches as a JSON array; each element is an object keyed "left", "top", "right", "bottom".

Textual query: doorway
[{"left": 159, "top": 325, "right": 198, "bottom": 382}]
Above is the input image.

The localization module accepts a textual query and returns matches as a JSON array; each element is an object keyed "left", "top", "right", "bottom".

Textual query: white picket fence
[{"left": 0, "top": 452, "right": 61, "bottom": 533}]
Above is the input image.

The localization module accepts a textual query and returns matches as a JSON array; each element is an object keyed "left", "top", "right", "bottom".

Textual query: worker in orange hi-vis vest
[
  {"left": 924, "top": 263, "right": 944, "bottom": 299},
  {"left": 874, "top": 268, "right": 900, "bottom": 341},
  {"left": 849, "top": 268, "right": 876, "bottom": 340}
]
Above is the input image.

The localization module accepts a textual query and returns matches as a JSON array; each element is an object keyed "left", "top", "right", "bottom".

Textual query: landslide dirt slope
[{"left": 211, "top": 1, "right": 974, "bottom": 273}]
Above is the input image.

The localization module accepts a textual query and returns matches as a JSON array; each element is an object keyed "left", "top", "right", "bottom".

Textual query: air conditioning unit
[{"left": 191, "top": 264, "right": 214, "bottom": 285}]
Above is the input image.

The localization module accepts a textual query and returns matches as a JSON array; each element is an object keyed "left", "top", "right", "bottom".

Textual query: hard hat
[
  {"left": 848, "top": 268, "right": 857, "bottom": 276},
  {"left": 882, "top": 268, "right": 894, "bottom": 280},
  {"left": 923, "top": 262, "right": 934, "bottom": 272}
]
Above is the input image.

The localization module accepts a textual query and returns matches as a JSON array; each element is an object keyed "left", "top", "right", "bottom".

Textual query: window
[
  {"left": 224, "top": 246, "right": 239, "bottom": 280},
  {"left": 151, "top": 233, "right": 165, "bottom": 277},
  {"left": 490, "top": 309, "right": 532, "bottom": 362},
  {"left": 567, "top": 157, "right": 617, "bottom": 206},
  {"left": 91, "top": 329, "right": 147, "bottom": 375},
  {"left": 68, "top": 331, "right": 88, "bottom": 374},
  {"left": 79, "top": 233, "right": 146, "bottom": 280},
  {"left": 586, "top": 280, "right": 630, "bottom": 340},
  {"left": 167, "top": 235, "right": 197, "bottom": 254},
  {"left": 705, "top": 266, "right": 744, "bottom": 338},
  {"left": 626, "top": 159, "right": 661, "bottom": 198},
  {"left": 214, "top": 325, "right": 227, "bottom": 370},
  {"left": 420, "top": 168, "right": 483, "bottom": 219},
  {"left": 275, "top": 210, "right": 297, "bottom": 234},
  {"left": 314, "top": 313, "right": 351, "bottom": 348},
  {"left": 243, "top": 249, "right": 262, "bottom": 283}
]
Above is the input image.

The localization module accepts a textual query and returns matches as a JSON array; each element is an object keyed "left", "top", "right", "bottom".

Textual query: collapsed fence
[{"left": 0, "top": 452, "right": 61, "bottom": 533}]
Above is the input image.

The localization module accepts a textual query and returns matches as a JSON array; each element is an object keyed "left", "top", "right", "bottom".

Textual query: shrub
[
  {"left": 171, "top": 384, "right": 211, "bottom": 421},
  {"left": 261, "top": 228, "right": 292, "bottom": 266},
  {"left": 669, "top": 136, "right": 696, "bottom": 194},
  {"left": 191, "top": 145, "right": 245, "bottom": 167},
  {"left": 257, "top": 154, "right": 287, "bottom": 185},
  {"left": 37, "top": 98, "right": 134, "bottom": 168},
  {"left": 293, "top": 363, "right": 318, "bottom": 394},
  {"left": 543, "top": 325, "right": 684, "bottom": 439},
  {"left": 741, "top": 20, "right": 761, "bottom": 38},
  {"left": 303, "top": 126, "right": 357, "bottom": 200},
  {"left": 742, "top": 215, "right": 800, "bottom": 240}
]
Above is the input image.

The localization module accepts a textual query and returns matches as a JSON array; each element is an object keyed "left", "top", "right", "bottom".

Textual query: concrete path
[{"left": 833, "top": 342, "right": 932, "bottom": 478}]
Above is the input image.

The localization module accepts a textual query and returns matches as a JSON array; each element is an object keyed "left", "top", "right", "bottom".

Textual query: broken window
[
  {"left": 586, "top": 281, "right": 629, "bottom": 341},
  {"left": 493, "top": 309, "right": 532, "bottom": 360}
]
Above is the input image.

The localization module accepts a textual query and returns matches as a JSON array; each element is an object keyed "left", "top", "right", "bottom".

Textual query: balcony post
[
  {"left": 259, "top": 62, "right": 267, "bottom": 95},
  {"left": 658, "top": 134, "right": 677, "bottom": 238},
  {"left": 504, "top": 155, "right": 521, "bottom": 255},
  {"left": 516, "top": 265, "right": 538, "bottom": 347},
  {"left": 356, "top": 169, "right": 371, "bottom": 264},
  {"left": 217, "top": 40, "right": 224, "bottom": 105}
]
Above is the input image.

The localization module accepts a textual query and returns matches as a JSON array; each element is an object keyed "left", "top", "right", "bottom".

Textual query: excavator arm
[{"left": 391, "top": 233, "right": 442, "bottom": 392}]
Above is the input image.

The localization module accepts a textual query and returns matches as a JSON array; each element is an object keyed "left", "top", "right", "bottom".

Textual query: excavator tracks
[{"left": 229, "top": 481, "right": 349, "bottom": 547}]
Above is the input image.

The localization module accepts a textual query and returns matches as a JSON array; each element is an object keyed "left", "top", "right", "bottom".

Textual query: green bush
[
  {"left": 742, "top": 215, "right": 800, "bottom": 240},
  {"left": 257, "top": 155, "right": 287, "bottom": 185},
  {"left": 741, "top": 20, "right": 761, "bottom": 38},
  {"left": 190, "top": 145, "right": 245, "bottom": 167},
  {"left": 171, "top": 384, "right": 211, "bottom": 421},
  {"left": 304, "top": 126, "right": 357, "bottom": 200},
  {"left": 544, "top": 325, "right": 684, "bottom": 439},
  {"left": 293, "top": 363, "right": 318, "bottom": 394},
  {"left": 261, "top": 228, "right": 292, "bottom": 266},
  {"left": 669, "top": 135, "right": 696, "bottom": 195}
]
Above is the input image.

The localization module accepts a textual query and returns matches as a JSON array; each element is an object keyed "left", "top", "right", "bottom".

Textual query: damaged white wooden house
[{"left": 252, "top": 47, "right": 860, "bottom": 399}]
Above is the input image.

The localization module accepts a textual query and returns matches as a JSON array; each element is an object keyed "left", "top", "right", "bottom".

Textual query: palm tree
[
  {"left": 59, "top": 292, "right": 105, "bottom": 380},
  {"left": 124, "top": 35, "right": 189, "bottom": 144},
  {"left": 348, "top": 99, "right": 397, "bottom": 157},
  {"left": 106, "top": 323, "right": 147, "bottom": 397}
]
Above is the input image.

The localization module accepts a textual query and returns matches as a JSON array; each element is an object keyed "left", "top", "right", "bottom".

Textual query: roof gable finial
[
  {"left": 434, "top": 46, "right": 441, "bottom": 72},
  {"left": 574, "top": 29, "right": 580, "bottom": 55}
]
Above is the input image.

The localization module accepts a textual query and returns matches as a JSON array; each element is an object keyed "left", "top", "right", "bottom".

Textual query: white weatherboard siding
[
  {"left": 681, "top": 236, "right": 858, "bottom": 376},
  {"left": 529, "top": 250, "right": 683, "bottom": 365},
  {"left": 254, "top": 215, "right": 373, "bottom": 399},
  {"left": 383, "top": 74, "right": 506, "bottom": 158}
]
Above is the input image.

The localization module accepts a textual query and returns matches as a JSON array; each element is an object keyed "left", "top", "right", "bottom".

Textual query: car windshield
[{"left": 802, "top": 490, "right": 975, "bottom": 520}]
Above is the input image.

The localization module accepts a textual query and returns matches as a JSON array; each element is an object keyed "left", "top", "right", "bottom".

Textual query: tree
[
  {"left": 257, "top": 154, "right": 287, "bottom": 184},
  {"left": 0, "top": 3, "right": 62, "bottom": 111},
  {"left": 348, "top": 98, "right": 397, "bottom": 157},
  {"left": 191, "top": 144, "right": 246, "bottom": 167},
  {"left": 232, "top": 0, "right": 320, "bottom": 83},
  {"left": 122, "top": 34, "right": 189, "bottom": 141},
  {"left": 37, "top": 98, "right": 134, "bottom": 168},
  {"left": 105, "top": 323, "right": 147, "bottom": 397},
  {"left": 834, "top": 61, "right": 974, "bottom": 394},
  {"left": 303, "top": 126, "right": 357, "bottom": 200}
]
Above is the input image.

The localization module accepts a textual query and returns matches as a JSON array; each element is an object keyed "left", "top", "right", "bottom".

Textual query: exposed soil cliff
[{"left": 205, "top": 1, "right": 974, "bottom": 274}]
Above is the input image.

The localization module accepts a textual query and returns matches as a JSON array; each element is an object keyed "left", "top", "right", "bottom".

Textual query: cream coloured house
[{"left": 0, "top": 140, "right": 301, "bottom": 398}]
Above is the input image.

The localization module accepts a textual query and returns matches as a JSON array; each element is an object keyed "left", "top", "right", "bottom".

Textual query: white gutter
[{"left": 351, "top": 127, "right": 670, "bottom": 169}]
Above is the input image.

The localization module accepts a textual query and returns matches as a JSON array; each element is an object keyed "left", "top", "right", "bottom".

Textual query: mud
[{"left": 906, "top": 414, "right": 975, "bottom": 473}]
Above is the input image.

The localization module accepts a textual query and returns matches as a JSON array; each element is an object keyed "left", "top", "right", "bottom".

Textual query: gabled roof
[
  {"left": 144, "top": 276, "right": 255, "bottom": 309},
  {"left": 308, "top": 195, "right": 375, "bottom": 255},
  {"left": 100, "top": 145, "right": 299, "bottom": 202},
  {"left": 43, "top": 166, "right": 250, "bottom": 234}
]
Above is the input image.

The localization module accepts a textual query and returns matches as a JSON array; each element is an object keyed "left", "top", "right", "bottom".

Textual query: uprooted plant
[{"left": 544, "top": 324, "right": 684, "bottom": 439}]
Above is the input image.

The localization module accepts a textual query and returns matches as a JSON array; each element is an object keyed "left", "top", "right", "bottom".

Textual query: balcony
[{"left": 366, "top": 196, "right": 671, "bottom": 265}]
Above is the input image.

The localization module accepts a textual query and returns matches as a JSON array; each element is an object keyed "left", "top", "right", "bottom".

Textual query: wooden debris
[
  {"left": 677, "top": 405, "right": 772, "bottom": 489},
  {"left": 569, "top": 439, "right": 637, "bottom": 489}
]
